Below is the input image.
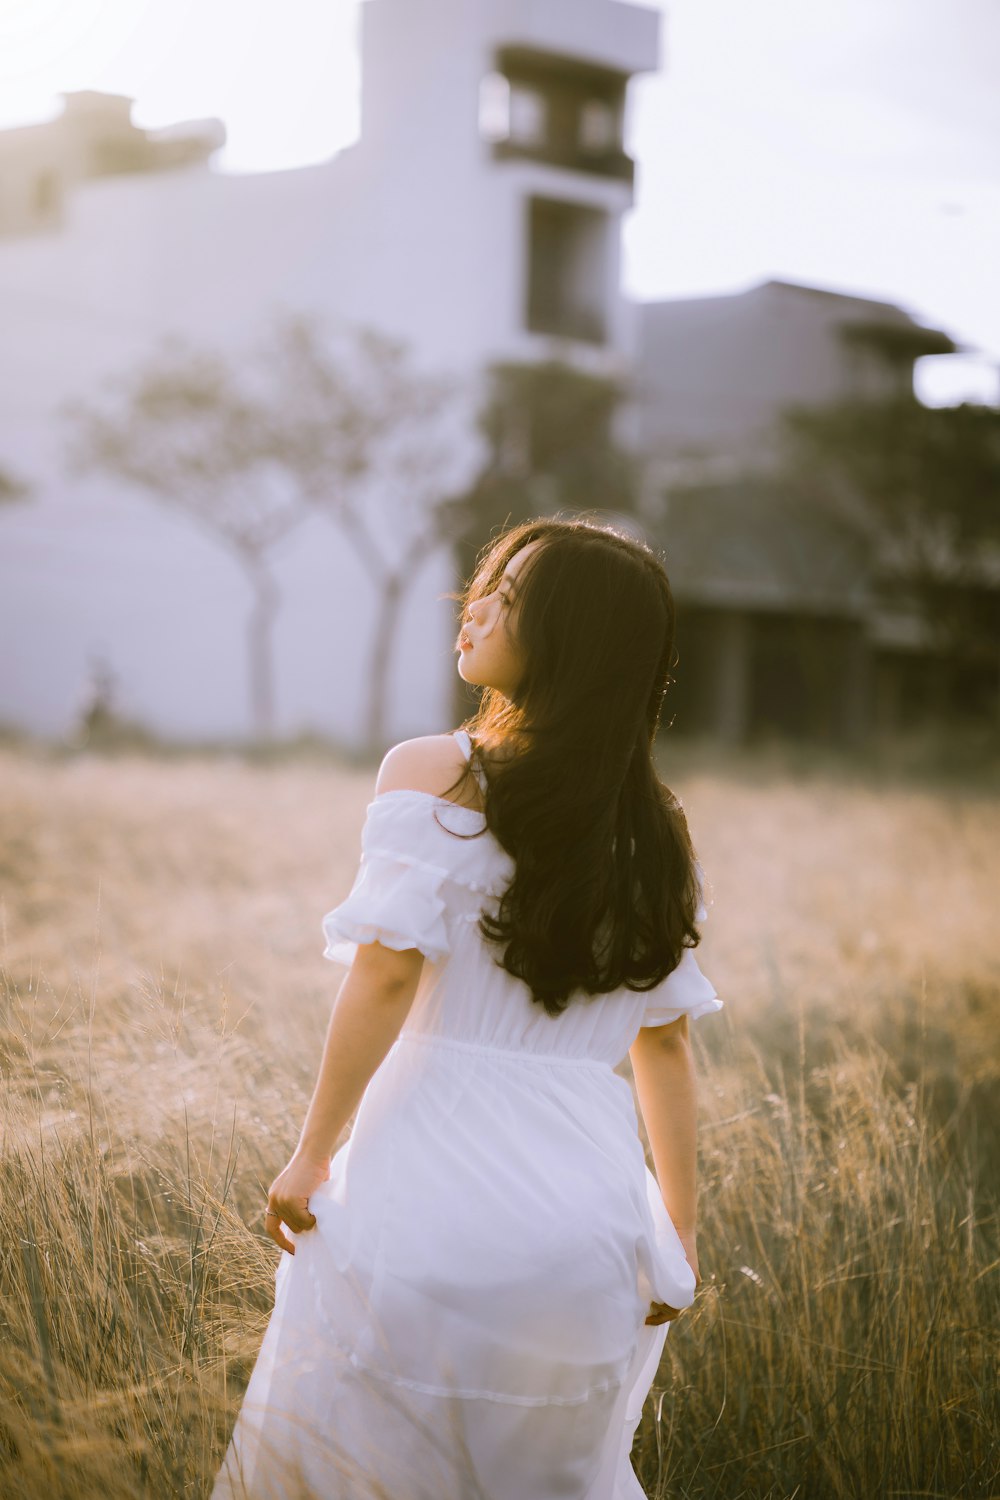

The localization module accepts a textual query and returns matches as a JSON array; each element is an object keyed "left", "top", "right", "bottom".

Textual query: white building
[{"left": 0, "top": 0, "right": 660, "bottom": 748}]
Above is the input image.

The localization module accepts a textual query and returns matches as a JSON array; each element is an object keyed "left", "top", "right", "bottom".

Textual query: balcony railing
[{"left": 492, "top": 138, "right": 635, "bottom": 185}]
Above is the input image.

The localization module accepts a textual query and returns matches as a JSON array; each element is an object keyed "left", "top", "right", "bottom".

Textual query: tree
[
  {"left": 67, "top": 334, "right": 310, "bottom": 742},
  {"left": 0, "top": 466, "right": 30, "bottom": 508},
  {"left": 453, "top": 358, "right": 640, "bottom": 533},
  {"left": 444, "top": 358, "right": 643, "bottom": 721},
  {"left": 267, "top": 320, "right": 470, "bottom": 750},
  {"left": 781, "top": 396, "right": 1000, "bottom": 720},
  {"left": 67, "top": 318, "right": 467, "bottom": 750}
]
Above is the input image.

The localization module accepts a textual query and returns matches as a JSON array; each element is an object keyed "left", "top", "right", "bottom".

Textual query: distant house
[
  {"left": 0, "top": 90, "right": 226, "bottom": 239},
  {"left": 636, "top": 278, "right": 955, "bottom": 477},
  {"left": 633, "top": 280, "right": 966, "bottom": 744}
]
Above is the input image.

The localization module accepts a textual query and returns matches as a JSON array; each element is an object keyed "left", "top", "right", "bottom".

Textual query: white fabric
[{"left": 212, "top": 733, "right": 722, "bottom": 1500}]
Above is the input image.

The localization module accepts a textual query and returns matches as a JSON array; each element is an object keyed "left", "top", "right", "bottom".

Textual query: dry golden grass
[{"left": 1, "top": 739, "right": 997, "bottom": 1498}]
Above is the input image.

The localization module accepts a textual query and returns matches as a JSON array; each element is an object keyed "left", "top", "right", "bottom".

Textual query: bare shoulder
[{"left": 374, "top": 733, "right": 469, "bottom": 800}]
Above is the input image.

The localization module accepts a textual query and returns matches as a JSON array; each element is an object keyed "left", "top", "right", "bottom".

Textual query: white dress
[{"left": 212, "top": 730, "right": 722, "bottom": 1500}]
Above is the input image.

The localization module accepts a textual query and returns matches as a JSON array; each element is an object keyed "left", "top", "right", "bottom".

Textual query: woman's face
[{"left": 455, "top": 539, "right": 543, "bottom": 699}]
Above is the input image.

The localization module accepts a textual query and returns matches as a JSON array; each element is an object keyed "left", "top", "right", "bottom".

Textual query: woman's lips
[{"left": 459, "top": 637, "right": 473, "bottom": 650}]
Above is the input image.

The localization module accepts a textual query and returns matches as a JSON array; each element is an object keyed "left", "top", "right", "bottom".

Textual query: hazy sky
[{"left": 2, "top": 0, "right": 998, "bottom": 401}]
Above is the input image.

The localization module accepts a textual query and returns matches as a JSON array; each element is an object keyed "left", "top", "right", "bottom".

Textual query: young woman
[{"left": 212, "top": 516, "right": 722, "bottom": 1500}]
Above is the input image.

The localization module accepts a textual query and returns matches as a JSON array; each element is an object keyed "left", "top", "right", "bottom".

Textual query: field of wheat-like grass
[{"left": 1, "top": 740, "right": 997, "bottom": 1499}]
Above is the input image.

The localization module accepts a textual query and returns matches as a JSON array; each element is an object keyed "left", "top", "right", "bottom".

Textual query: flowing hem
[{"left": 331, "top": 1343, "right": 630, "bottom": 1408}]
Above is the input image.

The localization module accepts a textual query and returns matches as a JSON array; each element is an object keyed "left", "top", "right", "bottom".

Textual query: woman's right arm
[{"left": 628, "top": 1013, "right": 700, "bottom": 1280}]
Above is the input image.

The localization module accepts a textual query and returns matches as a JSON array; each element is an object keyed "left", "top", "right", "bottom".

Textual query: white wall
[
  {"left": 0, "top": 0, "right": 659, "bottom": 745},
  {"left": 0, "top": 155, "right": 472, "bottom": 744}
]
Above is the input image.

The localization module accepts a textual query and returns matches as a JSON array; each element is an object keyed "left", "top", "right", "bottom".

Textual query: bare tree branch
[{"left": 63, "top": 316, "right": 469, "bottom": 751}]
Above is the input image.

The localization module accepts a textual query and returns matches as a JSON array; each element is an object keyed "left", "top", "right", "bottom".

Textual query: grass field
[{"left": 1, "top": 735, "right": 997, "bottom": 1498}]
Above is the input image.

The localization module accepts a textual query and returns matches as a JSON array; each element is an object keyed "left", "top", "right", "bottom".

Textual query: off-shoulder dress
[{"left": 212, "top": 729, "right": 722, "bottom": 1500}]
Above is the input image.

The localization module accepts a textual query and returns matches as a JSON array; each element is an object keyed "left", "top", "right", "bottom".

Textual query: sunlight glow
[
  {"left": 915, "top": 354, "right": 1000, "bottom": 409},
  {"left": 0, "top": 0, "right": 996, "bottom": 371},
  {"left": 0, "top": 0, "right": 362, "bottom": 172}
]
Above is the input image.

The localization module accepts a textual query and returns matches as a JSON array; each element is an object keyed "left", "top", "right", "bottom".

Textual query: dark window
[
  {"left": 525, "top": 197, "right": 609, "bottom": 345},
  {"left": 490, "top": 46, "right": 632, "bottom": 183},
  {"left": 579, "top": 99, "right": 617, "bottom": 152}
]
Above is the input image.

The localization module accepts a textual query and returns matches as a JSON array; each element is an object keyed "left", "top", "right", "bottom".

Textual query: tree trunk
[
  {"left": 246, "top": 558, "right": 280, "bottom": 744},
  {"left": 365, "top": 572, "right": 406, "bottom": 754}
]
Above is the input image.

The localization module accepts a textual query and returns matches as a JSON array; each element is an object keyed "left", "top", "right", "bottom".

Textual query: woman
[{"left": 212, "top": 516, "right": 722, "bottom": 1500}]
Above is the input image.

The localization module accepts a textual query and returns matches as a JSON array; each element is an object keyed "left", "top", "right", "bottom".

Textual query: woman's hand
[
  {"left": 645, "top": 1231, "right": 700, "bottom": 1326},
  {"left": 263, "top": 1152, "right": 330, "bottom": 1255},
  {"left": 679, "top": 1230, "right": 699, "bottom": 1283}
]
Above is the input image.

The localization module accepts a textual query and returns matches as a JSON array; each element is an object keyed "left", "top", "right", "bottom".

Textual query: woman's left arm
[{"left": 264, "top": 942, "right": 423, "bottom": 1254}]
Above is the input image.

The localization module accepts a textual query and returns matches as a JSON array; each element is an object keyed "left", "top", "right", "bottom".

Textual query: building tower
[{"left": 352, "top": 0, "right": 660, "bottom": 374}]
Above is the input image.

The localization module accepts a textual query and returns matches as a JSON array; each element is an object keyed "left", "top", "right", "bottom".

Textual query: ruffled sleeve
[
  {"left": 641, "top": 862, "right": 723, "bottom": 1028},
  {"left": 321, "top": 795, "right": 453, "bottom": 968}
]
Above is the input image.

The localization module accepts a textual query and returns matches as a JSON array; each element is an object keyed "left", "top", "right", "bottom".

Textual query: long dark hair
[{"left": 440, "top": 515, "right": 703, "bottom": 1018}]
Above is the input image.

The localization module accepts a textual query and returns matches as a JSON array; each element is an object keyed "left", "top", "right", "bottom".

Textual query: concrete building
[
  {"left": 0, "top": 0, "right": 660, "bottom": 749},
  {"left": 636, "top": 279, "right": 955, "bottom": 481},
  {"left": 632, "top": 280, "right": 965, "bottom": 745}
]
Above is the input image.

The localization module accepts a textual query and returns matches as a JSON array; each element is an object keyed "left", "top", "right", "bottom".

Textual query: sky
[{"left": 2, "top": 0, "right": 998, "bottom": 404}]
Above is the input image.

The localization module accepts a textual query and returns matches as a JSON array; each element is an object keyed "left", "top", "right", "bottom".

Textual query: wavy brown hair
[{"left": 438, "top": 515, "right": 703, "bottom": 1018}]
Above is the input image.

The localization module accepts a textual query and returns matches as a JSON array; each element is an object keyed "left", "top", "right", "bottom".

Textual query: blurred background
[
  {"left": 1, "top": 0, "right": 998, "bottom": 758},
  {"left": 2, "top": 7, "right": 999, "bottom": 1498}
]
